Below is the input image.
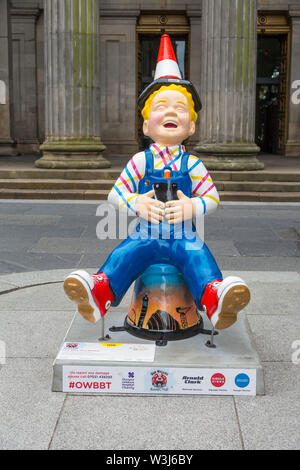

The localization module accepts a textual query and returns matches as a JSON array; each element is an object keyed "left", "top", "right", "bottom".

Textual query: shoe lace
[
  {"left": 92, "top": 274, "right": 104, "bottom": 285},
  {"left": 211, "top": 281, "right": 220, "bottom": 290}
]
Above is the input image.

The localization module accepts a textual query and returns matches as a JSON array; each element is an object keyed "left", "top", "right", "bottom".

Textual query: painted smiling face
[{"left": 142, "top": 89, "right": 196, "bottom": 146}]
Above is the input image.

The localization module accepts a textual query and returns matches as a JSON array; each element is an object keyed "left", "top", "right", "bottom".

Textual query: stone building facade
[{"left": 0, "top": 0, "right": 300, "bottom": 170}]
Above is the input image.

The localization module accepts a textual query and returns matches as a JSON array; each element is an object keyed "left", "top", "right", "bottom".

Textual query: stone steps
[
  {"left": 0, "top": 179, "right": 114, "bottom": 190},
  {"left": 0, "top": 169, "right": 121, "bottom": 180},
  {"left": 0, "top": 168, "right": 300, "bottom": 182},
  {"left": 220, "top": 191, "right": 300, "bottom": 202},
  {"left": 0, "top": 168, "right": 299, "bottom": 201},
  {"left": 0, "top": 188, "right": 109, "bottom": 200},
  {"left": 0, "top": 185, "right": 300, "bottom": 202},
  {"left": 216, "top": 181, "right": 300, "bottom": 192},
  {"left": 0, "top": 178, "right": 299, "bottom": 193}
]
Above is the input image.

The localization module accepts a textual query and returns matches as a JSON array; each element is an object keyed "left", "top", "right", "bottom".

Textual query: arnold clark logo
[{"left": 182, "top": 375, "right": 204, "bottom": 385}]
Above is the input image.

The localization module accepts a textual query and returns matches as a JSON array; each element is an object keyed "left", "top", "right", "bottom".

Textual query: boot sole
[
  {"left": 63, "top": 276, "right": 98, "bottom": 323},
  {"left": 214, "top": 284, "right": 250, "bottom": 330}
]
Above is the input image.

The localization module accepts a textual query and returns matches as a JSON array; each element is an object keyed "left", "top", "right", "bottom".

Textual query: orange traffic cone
[
  {"left": 138, "top": 33, "right": 201, "bottom": 112},
  {"left": 154, "top": 33, "right": 182, "bottom": 80}
]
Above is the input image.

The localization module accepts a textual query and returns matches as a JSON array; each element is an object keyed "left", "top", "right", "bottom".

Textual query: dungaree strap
[
  {"left": 180, "top": 152, "right": 190, "bottom": 175},
  {"left": 144, "top": 148, "right": 154, "bottom": 176},
  {"left": 144, "top": 147, "right": 190, "bottom": 175}
]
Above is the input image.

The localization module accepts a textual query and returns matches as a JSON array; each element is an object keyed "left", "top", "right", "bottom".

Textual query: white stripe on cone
[{"left": 154, "top": 59, "right": 182, "bottom": 80}]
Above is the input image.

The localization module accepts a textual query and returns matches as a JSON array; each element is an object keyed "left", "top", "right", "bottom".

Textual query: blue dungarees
[{"left": 98, "top": 147, "right": 222, "bottom": 307}]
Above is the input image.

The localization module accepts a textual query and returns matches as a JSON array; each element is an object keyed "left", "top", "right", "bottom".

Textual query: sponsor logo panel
[{"left": 62, "top": 366, "right": 256, "bottom": 395}]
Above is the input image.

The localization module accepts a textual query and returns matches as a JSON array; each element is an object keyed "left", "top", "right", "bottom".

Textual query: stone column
[
  {"left": 195, "top": 0, "right": 263, "bottom": 170},
  {"left": 36, "top": 0, "right": 110, "bottom": 169},
  {"left": 0, "top": 0, "right": 17, "bottom": 156},
  {"left": 284, "top": 7, "right": 300, "bottom": 157},
  {"left": 188, "top": 8, "right": 202, "bottom": 148}
]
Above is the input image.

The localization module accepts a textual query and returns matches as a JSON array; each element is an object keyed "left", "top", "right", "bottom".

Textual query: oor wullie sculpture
[{"left": 63, "top": 34, "right": 250, "bottom": 338}]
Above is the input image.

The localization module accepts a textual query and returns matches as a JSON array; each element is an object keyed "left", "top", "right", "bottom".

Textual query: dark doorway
[
  {"left": 137, "top": 34, "right": 189, "bottom": 150},
  {"left": 256, "top": 34, "right": 289, "bottom": 154}
]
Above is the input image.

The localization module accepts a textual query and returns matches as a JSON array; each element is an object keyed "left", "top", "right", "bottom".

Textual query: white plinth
[{"left": 52, "top": 307, "right": 264, "bottom": 396}]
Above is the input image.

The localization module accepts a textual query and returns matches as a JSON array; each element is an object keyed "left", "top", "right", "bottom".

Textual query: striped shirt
[{"left": 107, "top": 144, "right": 220, "bottom": 218}]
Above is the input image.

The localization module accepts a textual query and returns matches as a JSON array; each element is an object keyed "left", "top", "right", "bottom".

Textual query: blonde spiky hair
[{"left": 141, "top": 84, "right": 198, "bottom": 123}]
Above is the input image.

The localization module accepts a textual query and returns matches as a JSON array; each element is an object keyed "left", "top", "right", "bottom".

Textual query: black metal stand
[
  {"left": 205, "top": 327, "right": 217, "bottom": 348},
  {"left": 109, "top": 316, "right": 218, "bottom": 347}
]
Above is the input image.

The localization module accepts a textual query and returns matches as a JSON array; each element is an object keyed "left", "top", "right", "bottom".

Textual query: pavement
[{"left": 0, "top": 200, "right": 299, "bottom": 450}]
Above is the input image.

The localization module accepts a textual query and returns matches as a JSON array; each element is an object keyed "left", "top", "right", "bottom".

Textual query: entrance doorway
[
  {"left": 256, "top": 15, "right": 290, "bottom": 155},
  {"left": 136, "top": 15, "right": 190, "bottom": 150}
]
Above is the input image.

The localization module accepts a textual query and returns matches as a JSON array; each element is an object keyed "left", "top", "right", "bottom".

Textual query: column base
[
  {"left": 36, "top": 139, "right": 111, "bottom": 169},
  {"left": 283, "top": 140, "right": 300, "bottom": 157},
  {"left": 194, "top": 143, "right": 264, "bottom": 170}
]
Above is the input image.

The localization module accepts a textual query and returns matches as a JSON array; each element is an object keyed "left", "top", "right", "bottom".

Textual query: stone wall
[
  {"left": 1, "top": 0, "right": 299, "bottom": 158},
  {"left": 0, "top": 0, "right": 16, "bottom": 155}
]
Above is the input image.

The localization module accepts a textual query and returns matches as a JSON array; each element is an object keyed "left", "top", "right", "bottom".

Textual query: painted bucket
[{"left": 125, "top": 264, "right": 203, "bottom": 341}]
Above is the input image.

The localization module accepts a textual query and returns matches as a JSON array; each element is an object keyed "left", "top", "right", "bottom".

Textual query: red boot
[
  {"left": 201, "top": 276, "right": 250, "bottom": 329},
  {"left": 63, "top": 270, "right": 114, "bottom": 323}
]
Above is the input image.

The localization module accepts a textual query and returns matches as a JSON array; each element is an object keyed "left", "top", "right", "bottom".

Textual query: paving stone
[
  {"left": 244, "top": 282, "right": 300, "bottom": 316},
  {"left": 254, "top": 208, "right": 300, "bottom": 217},
  {"left": 235, "top": 363, "right": 300, "bottom": 450},
  {"left": 206, "top": 227, "right": 279, "bottom": 242},
  {"left": 0, "top": 268, "right": 86, "bottom": 287},
  {"left": 0, "top": 224, "right": 86, "bottom": 239},
  {"left": 0, "top": 214, "right": 61, "bottom": 225},
  {"left": 55, "top": 213, "right": 96, "bottom": 225},
  {"left": 0, "top": 253, "right": 82, "bottom": 274},
  {"left": 217, "top": 256, "right": 300, "bottom": 273},
  {"left": 0, "top": 358, "right": 65, "bottom": 449},
  {"left": 0, "top": 236, "right": 42, "bottom": 253},
  {"left": 76, "top": 248, "right": 121, "bottom": 270},
  {"left": 0, "top": 204, "right": 34, "bottom": 215},
  {"left": 29, "top": 237, "right": 105, "bottom": 254},
  {"left": 257, "top": 217, "right": 300, "bottom": 231},
  {"left": 0, "top": 280, "right": 18, "bottom": 293},
  {"left": 0, "top": 260, "right": 29, "bottom": 274},
  {"left": 50, "top": 394, "right": 242, "bottom": 450},
  {"left": 0, "top": 283, "right": 71, "bottom": 311},
  {"left": 0, "top": 309, "right": 74, "bottom": 358},
  {"left": 27, "top": 202, "right": 100, "bottom": 216},
  {"left": 205, "top": 240, "right": 240, "bottom": 257},
  {"left": 272, "top": 227, "right": 300, "bottom": 241},
  {"left": 230, "top": 271, "right": 300, "bottom": 283},
  {"left": 234, "top": 240, "right": 300, "bottom": 258},
  {"left": 247, "top": 315, "right": 300, "bottom": 362}
]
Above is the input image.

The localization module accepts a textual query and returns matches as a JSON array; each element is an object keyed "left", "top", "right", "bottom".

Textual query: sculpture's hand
[
  {"left": 165, "top": 190, "right": 194, "bottom": 224},
  {"left": 136, "top": 190, "right": 165, "bottom": 224}
]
